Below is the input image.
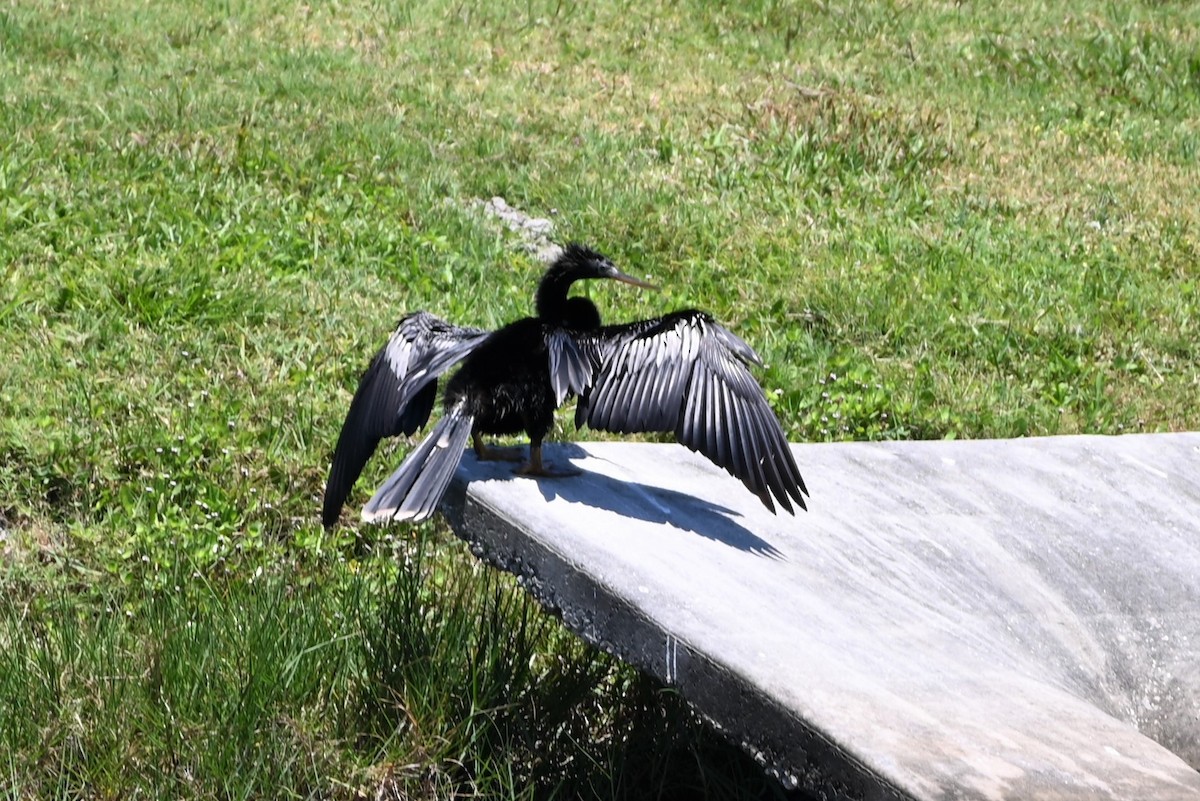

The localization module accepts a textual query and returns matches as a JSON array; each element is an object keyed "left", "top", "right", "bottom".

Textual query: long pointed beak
[{"left": 610, "top": 269, "right": 658, "bottom": 290}]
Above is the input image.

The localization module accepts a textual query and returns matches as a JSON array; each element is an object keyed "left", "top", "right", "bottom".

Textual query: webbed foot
[
  {"left": 512, "top": 443, "right": 580, "bottom": 478},
  {"left": 514, "top": 462, "right": 582, "bottom": 478},
  {"left": 472, "top": 434, "right": 526, "bottom": 462}
]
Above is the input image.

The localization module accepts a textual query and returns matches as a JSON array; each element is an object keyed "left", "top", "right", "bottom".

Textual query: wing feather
[
  {"left": 547, "top": 328, "right": 595, "bottom": 405},
  {"left": 630, "top": 337, "right": 660, "bottom": 429},
  {"left": 612, "top": 343, "right": 644, "bottom": 433},
  {"left": 747, "top": 397, "right": 789, "bottom": 513},
  {"left": 702, "top": 359, "right": 720, "bottom": 466},
  {"left": 361, "top": 401, "right": 474, "bottom": 524},
  {"left": 323, "top": 311, "right": 489, "bottom": 527},
  {"left": 714, "top": 372, "right": 735, "bottom": 480},
  {"left": 581, "top": 310, "right": 807, "bottom": 514},
  {"left": 727, "top": 380, "right": 756, "bottom": 502}
]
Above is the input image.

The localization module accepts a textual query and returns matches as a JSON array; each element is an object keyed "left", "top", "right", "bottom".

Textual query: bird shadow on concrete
[{"left": 461, "top": 445, "right": 784, "bottom": 560}]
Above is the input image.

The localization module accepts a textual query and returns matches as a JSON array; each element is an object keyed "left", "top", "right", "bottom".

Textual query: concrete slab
[{"left": 439, "top": 434, "right": 1200, "bottom": 801}]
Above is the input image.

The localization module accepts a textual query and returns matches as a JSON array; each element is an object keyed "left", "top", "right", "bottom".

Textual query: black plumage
[
  {"left": 321, "top": 312, "right": 488, "bottom": 526},
  {"left": 322, "top": 243, "right": 807, "bottom": 527},
  {"left": 577, "top": 310, "right": 807, "bottom": 514}
]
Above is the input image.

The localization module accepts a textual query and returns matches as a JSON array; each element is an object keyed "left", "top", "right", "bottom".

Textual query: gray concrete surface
[{"left": 440, "top": 433, "right": 1200, "bottom": 801}]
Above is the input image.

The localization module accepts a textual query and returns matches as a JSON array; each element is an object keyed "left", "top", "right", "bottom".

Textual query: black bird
[{"left": 322, "top": 244, "right": 807, "bottom": 526}]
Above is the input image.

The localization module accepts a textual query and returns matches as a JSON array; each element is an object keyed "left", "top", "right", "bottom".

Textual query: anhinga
[{"left": 322, "top": 244, "right": 807, "bottom": 526}]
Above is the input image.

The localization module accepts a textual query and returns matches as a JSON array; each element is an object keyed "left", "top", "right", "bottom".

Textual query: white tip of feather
[
  {"left": 360, "top": 506, "right": 394, "bottom": 524},
  {"left": 361, "top": 505, "right": 431, "bottom": 524}
]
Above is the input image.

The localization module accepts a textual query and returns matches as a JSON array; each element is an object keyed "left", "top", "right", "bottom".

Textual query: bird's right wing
[
  {"left": 576, "top": 310, "right": 807, "bottom": 514},
  {"left": 322, "top": 312, "right": 489, "bottom": 527}
]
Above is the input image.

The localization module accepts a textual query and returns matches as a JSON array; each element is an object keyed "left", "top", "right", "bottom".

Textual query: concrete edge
[{"left": 441, "top": 482, "right": 912, "bottom": 801}]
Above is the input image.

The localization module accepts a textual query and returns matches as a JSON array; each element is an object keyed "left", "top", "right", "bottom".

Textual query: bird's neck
[{"left": 535, "top": 267, "right": 578, "bottom": 322}]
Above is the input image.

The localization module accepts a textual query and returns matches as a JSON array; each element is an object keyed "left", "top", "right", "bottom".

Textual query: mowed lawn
[{"left": 1, "top": 1, "right": 1197, "bottom": 798}]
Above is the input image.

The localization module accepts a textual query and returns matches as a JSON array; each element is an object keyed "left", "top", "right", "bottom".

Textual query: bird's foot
[
  {"left": 514, "top": 461, "right": 582, "bottom": 478},
  {"left": 474, "top": 443, "right": 527, "bottom": 462}
]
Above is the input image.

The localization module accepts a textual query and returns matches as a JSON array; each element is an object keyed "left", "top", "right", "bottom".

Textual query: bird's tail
[{"left": 361, "top": 402, "right": 474, "bottom": 524}]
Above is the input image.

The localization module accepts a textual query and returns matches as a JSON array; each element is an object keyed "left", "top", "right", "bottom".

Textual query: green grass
[
  {"left": 2, "top": 0, "right": 1199, "bottom": 797},
  {"left": 2, "top": 538, "right": 780, "bottom": 799}
]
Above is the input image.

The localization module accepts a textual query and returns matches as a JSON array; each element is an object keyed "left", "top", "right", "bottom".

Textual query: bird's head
[
  {"left": 537, "top": 243, "right": 657, "bottom": 323},
  {"left": 552, "top": 243, "right": 657, "bottom": 289}
]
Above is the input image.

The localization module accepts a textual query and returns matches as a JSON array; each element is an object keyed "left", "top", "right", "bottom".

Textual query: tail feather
[{"left": 362, "top": 403, "right": 474, "bottom": 524}]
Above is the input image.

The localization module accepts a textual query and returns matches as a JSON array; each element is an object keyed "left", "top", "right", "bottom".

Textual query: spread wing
[
  {"left": 577, "top": 310, "right": 807, "bottom": 514},
  {"left": 322, "top": 311, "right": 489, "bottom": 527}
]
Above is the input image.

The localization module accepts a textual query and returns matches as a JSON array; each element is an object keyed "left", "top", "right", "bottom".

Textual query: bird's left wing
[
  {"left": 323, "top": 312, "right": 489, "bottom": 527},
  {"left": 576, "top": 310, "right": 807, "bottom": 514}
]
